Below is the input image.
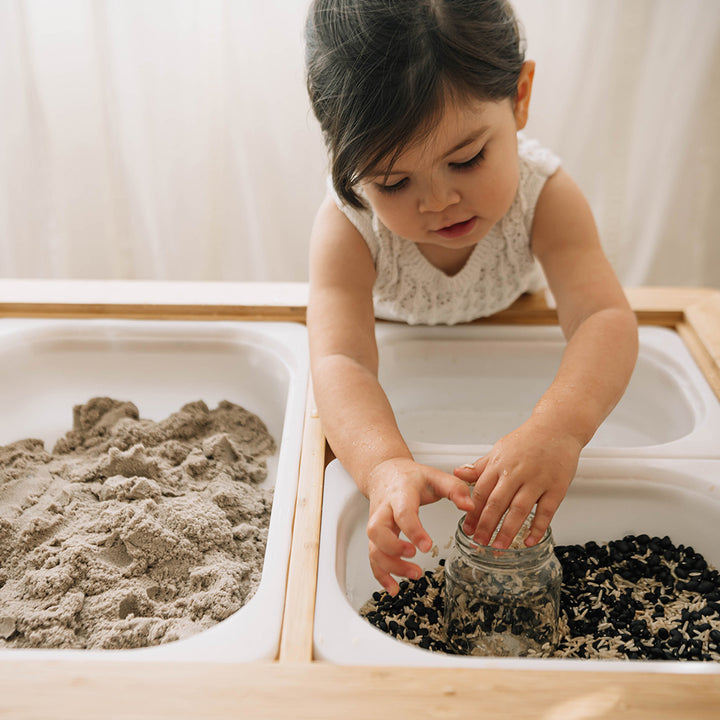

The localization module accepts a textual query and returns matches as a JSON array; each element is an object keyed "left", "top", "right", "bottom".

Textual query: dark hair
[{"left": 305, "top": 0, "right": 526, "bottom": 208}]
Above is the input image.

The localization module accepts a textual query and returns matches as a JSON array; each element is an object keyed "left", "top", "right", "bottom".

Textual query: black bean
[
  {"left": 361, "top": 534, "right": 720, "bottom": 663},
  {"left": 616, "top": 540, "right": 632, "bottom": 554}
]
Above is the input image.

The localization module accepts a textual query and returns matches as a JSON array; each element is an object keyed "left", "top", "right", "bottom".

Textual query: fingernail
[{"left": 418, "top": 539, "right": 432, "bottom": 553}]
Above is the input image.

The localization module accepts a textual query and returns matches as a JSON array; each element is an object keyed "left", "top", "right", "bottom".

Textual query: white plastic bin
[
  {"left": 315, "top": 455, "right": 720, "bottom": 673},
  {"left": 0, "top": 319, "right": 308, "bottom": 662},
  {"left": 376, "top": 324, "right": 720, "bottom": 458}
]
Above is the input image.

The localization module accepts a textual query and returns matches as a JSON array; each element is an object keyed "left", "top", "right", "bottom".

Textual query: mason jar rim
[{"left": 455, "top": 514, "right": 554, "bottom": 564}]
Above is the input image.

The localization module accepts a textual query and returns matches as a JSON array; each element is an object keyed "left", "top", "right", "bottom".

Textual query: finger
[
  {"left": 394, "top": 500, "right": 433, "bottom": 554},
  {"left": 370, "top": 545, "right": 423, "bottom": 593},
  {"left": 472, "top": 471, "right": 518, "bottom": 546},
  {"left": 490, "top": 491, "right": 537, "bottom": 549},
  {"left": 367, "top": 506, "right": 417, "bottom": 558},
  {"left": 369, "top": 522, "right": 417, "bottom": 558},
  {"left": 525, "top": 494, "right": 559, "bottom": 547},
  {"left": 372, "top": 566, "right": 400, "bottom": 596},
  {"left": 453, "top": 455, "right": 489, "bottom": 482},
  {"left": 462, "top": 468, "right": 499, "bottom": 535},
  {"left": 424, "top": 467, "right": 474, "bottom": 511}
]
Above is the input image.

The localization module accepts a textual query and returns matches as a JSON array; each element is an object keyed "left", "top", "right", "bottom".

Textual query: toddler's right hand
[{"left": 365, "top": 457, "right": 475, "bottom": 595}]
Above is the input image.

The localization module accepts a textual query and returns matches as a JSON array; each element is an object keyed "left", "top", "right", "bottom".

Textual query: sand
[{"left": 0, "top": 397, "right": 275, "bottom": 650}]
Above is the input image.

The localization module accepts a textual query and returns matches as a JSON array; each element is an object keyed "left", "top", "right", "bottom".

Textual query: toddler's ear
[{"left": 514, "top": 60, "right": 535, "bottom": 130}]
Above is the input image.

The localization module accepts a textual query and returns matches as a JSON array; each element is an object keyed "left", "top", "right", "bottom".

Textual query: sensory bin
[{"left": 0, "top": 319, "right": 308, "bottom": 662}]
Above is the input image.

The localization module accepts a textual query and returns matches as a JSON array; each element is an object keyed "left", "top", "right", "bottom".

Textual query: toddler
[{"left": 305, "top": 0, "right": 639, "bottom": 595}]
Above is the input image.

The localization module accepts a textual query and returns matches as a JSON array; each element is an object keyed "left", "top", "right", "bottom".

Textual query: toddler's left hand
[{"left": 453, "top": 417, "right": 582, "bottom": 549}]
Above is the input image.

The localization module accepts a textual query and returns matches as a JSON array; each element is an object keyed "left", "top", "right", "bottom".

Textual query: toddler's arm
[
  {"left": 457, "top": 168, "right": 638, "bottom": 549},
  {"left": 308, "top": 198, "right": 474, "bottom": 595}
]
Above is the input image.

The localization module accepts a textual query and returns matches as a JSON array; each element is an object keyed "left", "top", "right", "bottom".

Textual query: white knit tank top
[{"left": 329, "top": 133, "right": 561, "bottom": 325}]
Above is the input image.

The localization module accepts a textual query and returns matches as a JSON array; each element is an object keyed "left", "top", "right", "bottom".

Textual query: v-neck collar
[{"left": 407, "top": 228, "right": 499, "bottom": 283}]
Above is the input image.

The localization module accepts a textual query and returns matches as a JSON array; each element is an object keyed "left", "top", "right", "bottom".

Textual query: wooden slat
[
  {"left": 0, "top": 302, "right": 307, "bottom": 323},
  {"left": 469, "top": 288, "right": 702, "bottom": 327},
  {"left": 0, "top": 661, "right": 718, "bottom": 720},
  {"left": 278, "top": 380, "right": 327, "bottom": 662},
  {"left": 677, "top": 292, "right": 720, "bottom": 402},
  {"left": 685, "top": 293, "right": 720, "bottom": 371},
  {"left": 676, "top": 323, "right": 720, "bottom": 402},
  {"left": 625, "top": 285, "right": 716, "bottom": 311}
]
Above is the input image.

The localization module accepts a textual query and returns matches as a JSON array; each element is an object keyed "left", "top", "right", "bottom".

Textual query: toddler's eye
[
  {"left": 376, "top": 177, "right": 408, "bottom": 194},
  {"left": 451, "top": 148, "right": 485, "bottom": 170}
]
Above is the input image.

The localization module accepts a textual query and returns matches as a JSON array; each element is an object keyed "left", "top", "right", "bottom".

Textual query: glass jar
[{"left": 443, "top": 514, "right": 562, "bottom": 657}]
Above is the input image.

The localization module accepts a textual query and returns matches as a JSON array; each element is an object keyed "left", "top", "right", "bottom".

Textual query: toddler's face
[{"left": 360, "top": 93, "right": 525, "bottom": 256}]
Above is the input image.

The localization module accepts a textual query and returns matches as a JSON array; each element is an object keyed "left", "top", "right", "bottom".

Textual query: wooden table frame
[{"left": 1, "top": 281, "right": 719, "bottom": 719}]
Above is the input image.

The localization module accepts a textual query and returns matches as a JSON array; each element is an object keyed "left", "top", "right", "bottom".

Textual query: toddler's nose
[{"left": 418, "top": 179, "right": 460, "bottom": 213}]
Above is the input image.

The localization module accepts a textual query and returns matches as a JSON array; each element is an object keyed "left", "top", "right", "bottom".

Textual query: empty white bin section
[
  {"left": 375, "top": 324, "right": 720, "bottom": 458},
  {"left": 0, "top": 319, "right": 308, "bottom": 662}
]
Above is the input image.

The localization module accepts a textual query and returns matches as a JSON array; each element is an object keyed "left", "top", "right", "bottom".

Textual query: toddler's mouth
[{"left": 434, "top": 217, "right": 478, "bottom": 240}]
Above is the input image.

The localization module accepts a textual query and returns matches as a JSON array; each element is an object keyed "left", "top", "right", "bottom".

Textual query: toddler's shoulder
[
  {"left": 324, "top": 176, "right": 380, "bottom": 258},
  {"left": 514, "top": 134, "right": 562, "bottom": 227},
  {"left": 517, "top": 133, "right": 562, "bottom": 180}
]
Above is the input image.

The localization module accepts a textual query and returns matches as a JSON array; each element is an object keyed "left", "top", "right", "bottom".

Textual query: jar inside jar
[{"left": 444, "top": 513, "right": 562, "bottom": 657}]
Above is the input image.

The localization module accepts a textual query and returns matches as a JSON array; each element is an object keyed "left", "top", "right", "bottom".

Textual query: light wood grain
[
  {"left": 0, "top": 661, "right": 718, "bottom": 720},
  {"left": 0, "top": 302, "right": 307, "bottom": 323},
  {"left": 278, "top": 380, "right": 327, "bottom": 662},
  {"left": 685, "top": 293, "right": 720, "bottom": 369},
  {"left": 625, "top": 285, "right": 716, "bottom": 311},
  {"left": 677, "top": 332, "right": 720, "bottom": 403}
]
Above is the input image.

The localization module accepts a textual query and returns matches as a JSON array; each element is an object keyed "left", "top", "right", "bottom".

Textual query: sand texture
[{"left": 0, "top": 397, "right": 275, "bottom": 650}]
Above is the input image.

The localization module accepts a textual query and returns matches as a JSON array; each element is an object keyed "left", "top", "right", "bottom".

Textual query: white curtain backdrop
[{"left": 1, "top": 0, "right": 719, "bottom": 287}]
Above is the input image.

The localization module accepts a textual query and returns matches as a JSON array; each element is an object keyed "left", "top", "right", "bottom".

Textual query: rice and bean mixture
[{"left": 360, "top": 534, "right": 720, "bottom": 661}]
